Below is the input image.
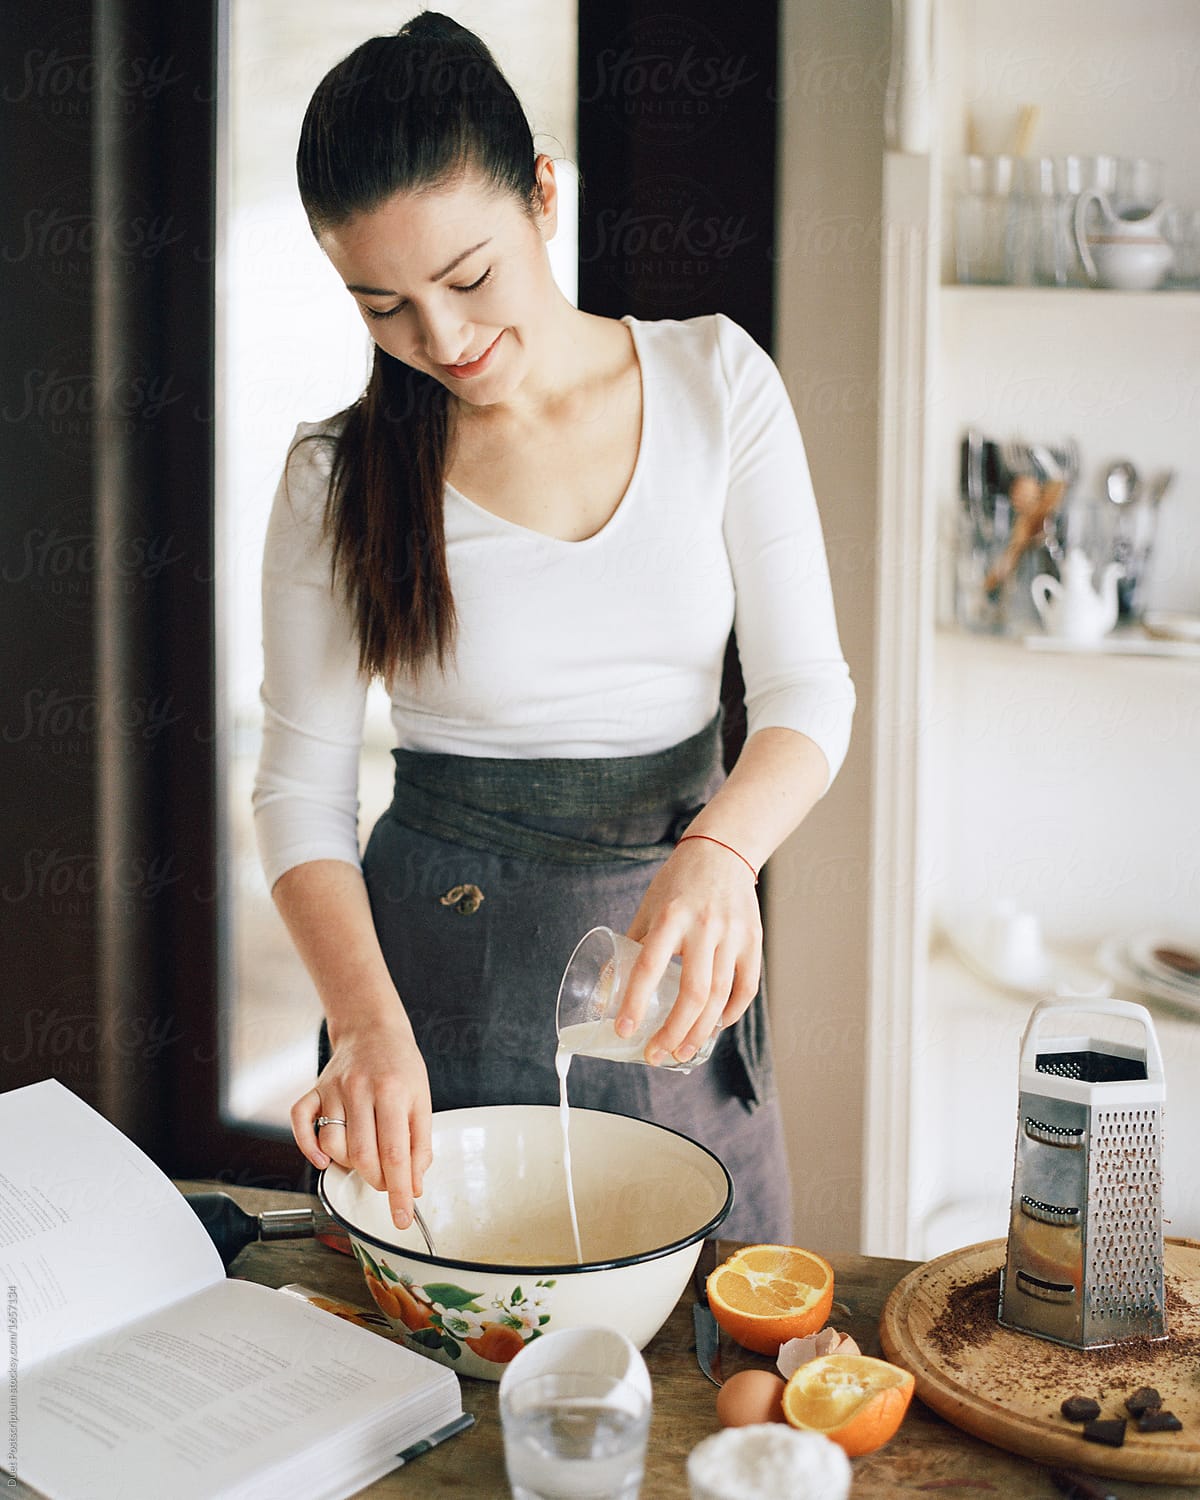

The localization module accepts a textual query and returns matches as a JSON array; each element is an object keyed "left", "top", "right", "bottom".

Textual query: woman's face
[{"left": 318, "top": 159, "right": 560, "bottom": 407}]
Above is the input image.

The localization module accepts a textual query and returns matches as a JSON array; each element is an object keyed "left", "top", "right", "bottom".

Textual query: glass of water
[{"left": 501, "top": 1370, "right": 651, "bottom": 1500}]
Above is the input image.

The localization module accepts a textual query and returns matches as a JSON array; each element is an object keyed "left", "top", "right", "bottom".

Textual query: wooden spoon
[{"left": 985, "top": 474, "right": 1062, "bottom": 595}]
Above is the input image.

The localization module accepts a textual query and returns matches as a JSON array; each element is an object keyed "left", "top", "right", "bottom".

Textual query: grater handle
[{"left": 1019, "top": 997, "right": 1164, "bottom": 1084}]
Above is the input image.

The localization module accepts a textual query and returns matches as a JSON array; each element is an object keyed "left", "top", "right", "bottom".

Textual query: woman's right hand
[
  {"left": 271, "top": 861, "right": 434, "bottom": 1233},
  {"left": 292, "top": 1011, "right": 432, "bottom": 1232}
]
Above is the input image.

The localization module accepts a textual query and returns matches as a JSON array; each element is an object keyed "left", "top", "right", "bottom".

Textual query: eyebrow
[{"left": 345, "top": 238, "right": 492, "bottom": 297}]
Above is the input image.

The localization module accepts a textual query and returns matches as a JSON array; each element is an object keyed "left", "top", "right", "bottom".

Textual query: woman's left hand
[{"left": 621, "top": 836, "right": 761, "bottom": 1065}]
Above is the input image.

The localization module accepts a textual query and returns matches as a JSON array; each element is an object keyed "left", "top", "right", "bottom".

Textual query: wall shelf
[
  {"left": 936, "top": 623, "right": 1200, "bottom": 664},
  {"left": 940, "top": 284, "right": 1200, "bottom": 307}
]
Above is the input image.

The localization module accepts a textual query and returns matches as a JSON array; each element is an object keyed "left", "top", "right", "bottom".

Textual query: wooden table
[{"left": 175, "top": 1183, "right": 1200, "bottom": 1498}]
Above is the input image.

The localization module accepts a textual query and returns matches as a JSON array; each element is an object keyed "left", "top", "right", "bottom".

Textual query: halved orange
[
  {"left": 782, "top": 1353, "right": 915, "bottom": 1457},
  {"left": 706, "top": 1244, "right": 835, "bottom": 1355}
]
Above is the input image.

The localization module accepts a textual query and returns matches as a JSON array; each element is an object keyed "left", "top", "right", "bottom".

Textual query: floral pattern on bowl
[{"left": 352, "top": 1239, "right": 553, "bottom": 1374}]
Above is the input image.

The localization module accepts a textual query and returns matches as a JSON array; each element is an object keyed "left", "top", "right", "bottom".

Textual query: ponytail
[{"left": 296, "top": 13, "right": 538, "bottom": 676}]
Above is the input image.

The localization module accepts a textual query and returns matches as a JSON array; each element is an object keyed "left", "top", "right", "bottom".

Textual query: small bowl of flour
[{"left": 687, "top": 1423, "right": 852, "bottom": 1500}]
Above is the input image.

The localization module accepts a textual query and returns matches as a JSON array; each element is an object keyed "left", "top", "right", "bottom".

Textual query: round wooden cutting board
[{"left": 880, "top": 1237, "right": 1200, "bottom": 1483}]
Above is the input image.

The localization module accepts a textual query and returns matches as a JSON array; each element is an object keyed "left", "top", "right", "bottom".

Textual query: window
[{"left": 221, "top": 2, "right": 577, "bottom": 1129}]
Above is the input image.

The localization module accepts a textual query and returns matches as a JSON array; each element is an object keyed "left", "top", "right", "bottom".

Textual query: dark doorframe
[
  {"left": 577, "top": 0, "right": 779, "bottom": 345},
  {"left": 576, "top": 0, "right": 781, "bottom": 768},
  {"left": 1, "top": 0, "right": 299, "bottom": 1186},
  {"left": 2, "top": 0, "right": 780, "bottom": 1188}
]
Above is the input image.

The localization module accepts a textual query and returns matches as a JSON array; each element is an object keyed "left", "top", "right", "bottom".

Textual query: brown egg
[{"left": 715, "top": 1368, "right": 788, "bottom": 1428}]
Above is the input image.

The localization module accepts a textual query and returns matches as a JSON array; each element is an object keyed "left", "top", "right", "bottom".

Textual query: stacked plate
[
  {"left": 1143, "top": 611, "right": 1200, "bottom": 646},
  {"left": 1098, "top": 931, "right": 1200, "bottom": 1012}
]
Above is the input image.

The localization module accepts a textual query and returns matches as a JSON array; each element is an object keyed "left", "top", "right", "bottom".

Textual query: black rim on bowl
[{"left": 317, "top": 1104, "right": 734, "bottom": 1277}]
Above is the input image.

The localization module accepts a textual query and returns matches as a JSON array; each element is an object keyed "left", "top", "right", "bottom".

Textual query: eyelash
[{"left": 362, "top": 268, "right": 493, "bottom": 321}]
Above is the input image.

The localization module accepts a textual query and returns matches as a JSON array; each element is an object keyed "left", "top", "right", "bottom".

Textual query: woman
[{"left": 254, "top": 13, "right": 854, "bottom": 1244}]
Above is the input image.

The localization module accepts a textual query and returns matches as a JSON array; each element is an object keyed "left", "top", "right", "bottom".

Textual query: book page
[
  {"left": 0, "top": 1080, "right": 222, "bottom": 1369},
  {"left": 15, "top": 1278, "right": 460, "bottom": 1500}
]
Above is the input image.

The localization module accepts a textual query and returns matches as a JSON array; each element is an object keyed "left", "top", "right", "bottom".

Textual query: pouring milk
[{"left": 554, "top": 927, "right": 718, "bottom": 1264}]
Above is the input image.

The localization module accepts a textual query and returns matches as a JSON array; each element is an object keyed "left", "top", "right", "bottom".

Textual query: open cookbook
[{"left": 1, "top": 1079, "right": 463, "bottom": 1500}]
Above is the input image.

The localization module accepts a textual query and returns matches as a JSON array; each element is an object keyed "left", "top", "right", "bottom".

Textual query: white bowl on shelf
[{"left": 943, "top": 905, "right": 1107, "bottom": 999}]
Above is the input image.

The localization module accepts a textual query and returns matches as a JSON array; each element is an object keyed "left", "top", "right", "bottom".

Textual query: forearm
[
  {"left": 271, "top": 859, "right": 410, "bottom": 1045},
  {"left": 682, "top": 725, "right": 831, "bottom": 874},
  {"left": 276, "top": 859, "right": 430, "bottom": 1228}
]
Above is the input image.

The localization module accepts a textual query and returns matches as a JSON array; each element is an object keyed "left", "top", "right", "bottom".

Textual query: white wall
[{"left": 769, "top": 0, "right": 889, "bottom": 1253}]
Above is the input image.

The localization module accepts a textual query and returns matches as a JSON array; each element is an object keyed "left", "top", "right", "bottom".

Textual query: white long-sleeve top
[{"left": 254, "top": 313, "right": 855, "bottom": 889}]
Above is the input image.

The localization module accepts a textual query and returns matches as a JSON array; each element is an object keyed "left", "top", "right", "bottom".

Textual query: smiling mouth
[{"left": 442, "top": 333, "right": 503, "bottom": 378}]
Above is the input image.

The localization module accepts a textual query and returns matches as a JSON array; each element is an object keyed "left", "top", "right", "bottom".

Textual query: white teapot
[
  {"left": 1074, "top": 189, "right": 1174, "bottom": 291},
  {"left": 1032, "top": 549, "right": 1122, "bottom": 644}
]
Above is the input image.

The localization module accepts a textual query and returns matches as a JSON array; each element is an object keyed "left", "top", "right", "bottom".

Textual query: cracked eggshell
[{"left": 777, "top": 1327, "right": 861, "bottom": 1379}]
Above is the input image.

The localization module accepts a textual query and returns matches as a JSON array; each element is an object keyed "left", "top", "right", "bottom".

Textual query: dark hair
[{"left": 296, "top": 12, "right": 539, "bottom": 676}]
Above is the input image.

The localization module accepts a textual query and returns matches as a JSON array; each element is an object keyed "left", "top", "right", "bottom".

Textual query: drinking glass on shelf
[
  {"left": 1012, "top": 156, "right": 1064, "bottom": 286},
  {"left": 1116, "top": 156, "right": 1166, "bottom": 215},
  {"left": 955, "top": 155, "right": 1017, "bottom": 284},
  {"left": 1164, "top": 205, "right": 1200, "bottom": 288}
]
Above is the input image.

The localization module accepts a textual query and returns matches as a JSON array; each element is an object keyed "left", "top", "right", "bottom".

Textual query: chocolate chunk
[
  {"left": 1060, "top": 1396, "right": 1101, "bottom": 1423},
  {"left": 1050, "top": 1472, "right": 1120, "bottom": 1500},
  {"left": 1082, "top": 1417, "right": 1127, "bottom": 1447},
  {"left": 1137, "top": 1408, "right": 1183, "bottom": 1433},
  {"left": 1124, "top": 1386, "right": 1162, "bottom": 1416}
]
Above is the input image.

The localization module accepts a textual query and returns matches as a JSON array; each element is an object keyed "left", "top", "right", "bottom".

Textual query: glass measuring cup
[{"left": 555, "top": 927, "right": 718, "bottom": 1072}]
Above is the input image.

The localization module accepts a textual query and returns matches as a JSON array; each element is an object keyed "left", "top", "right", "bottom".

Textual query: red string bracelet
[{"left": 676, "top": 833, "right": 759, "bottom": 884}]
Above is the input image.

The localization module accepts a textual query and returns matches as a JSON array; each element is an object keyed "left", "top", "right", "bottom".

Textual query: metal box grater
[{"left": 998, "top": 998, "right": 1167, "bottom": 1349}]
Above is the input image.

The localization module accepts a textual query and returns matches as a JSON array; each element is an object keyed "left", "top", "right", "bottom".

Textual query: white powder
[{"left": 686, "top": 1424, "right": 852, "bottom": 1500}]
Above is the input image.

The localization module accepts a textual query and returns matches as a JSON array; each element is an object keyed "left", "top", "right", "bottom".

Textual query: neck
[{"left": 457, "top": 293, "right": 611, "bottom": 427}]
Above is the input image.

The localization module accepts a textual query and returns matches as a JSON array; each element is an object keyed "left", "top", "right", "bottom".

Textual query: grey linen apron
[{"left": 322, "top": 713, "right": 793, "bottom": 1243}]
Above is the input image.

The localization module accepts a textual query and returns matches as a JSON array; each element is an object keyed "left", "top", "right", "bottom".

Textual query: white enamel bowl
[{"left": 319, "top": 1104, "right": 733, "bottom": 1381}]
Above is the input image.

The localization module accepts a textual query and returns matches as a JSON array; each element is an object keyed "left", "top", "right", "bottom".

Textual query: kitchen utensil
[
  {"left": 693, "top": 1302, "right": 723, "bottom": 1388},
  {"left": 319, "top": 1103, "right": 733, "bottom": 1380},
  {"left": 1074, "top": 190, "right": 1174, "bottom": 290},
  {"left": 1142, "top": 466, "right": 1176, "bottom": 511},
  {"left": 692, "top": 1238, "right": 723, "bottom": 1387},
  {"left": 1107, "top": 463, "right": 1172, "bottom": 618},
  {"left": 1010, "top": 103, "right": 1040, "bottom": 159},
  {"left": 412, "top": 1202, "right": 436, "bottom": 1256},
  {"left": 998, "top": 998, "right": 1166, "bottom": 1349},
  {"left": 1121, "top": 467, "right": 1176, "bottom": 616},
  {"left": 1103, "top": 459, "right": 1139, "bottom": 508},
  {"left": 881, "top": 1237, "right": 1200, "bottom": 1482},
  {"left": 985, "top": 440, "right": 1063, "bottom": 597},
  {"left": 184, "top": 1191, "right": 319, "bottom": 1268},
  {"left": 557, "top": 926, "right": 717, "bottom": 1072},
  {"left": 960, "top": 428, "right": 989, "bottom": 544}
]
